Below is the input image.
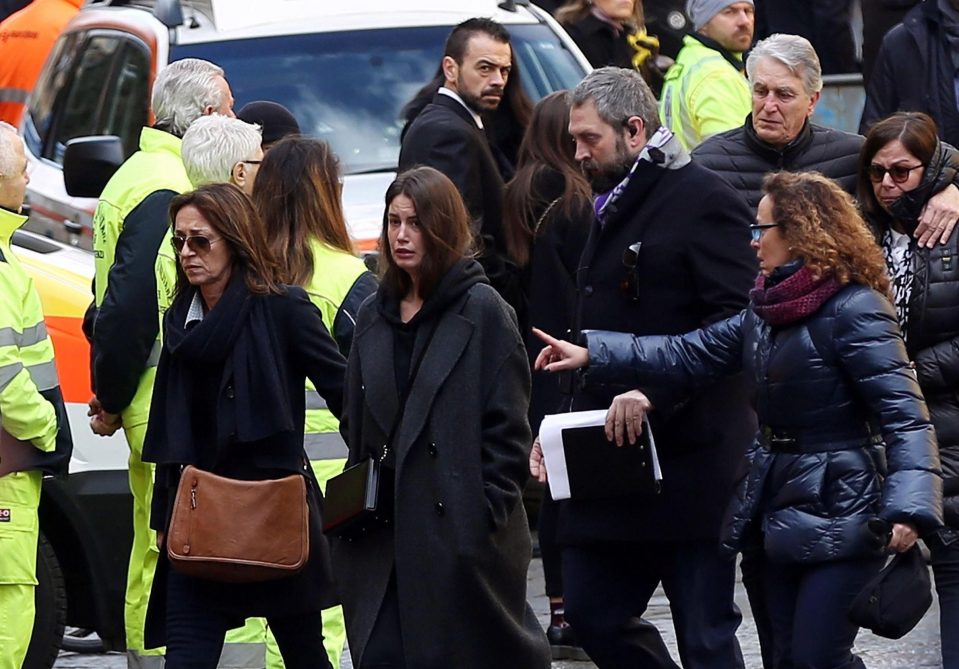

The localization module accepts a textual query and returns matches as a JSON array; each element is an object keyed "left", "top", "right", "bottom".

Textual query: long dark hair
[
  {"left": 169, "top": 183, "right": 281, "bottom": 295},
  {"left": 503, "top": 91, "right": 592, "bottom": 266},
  {"left": 857, "top": 112, "right": 939, "bottom": 220},
  {"left": 252, "top": 136, "right": 354, "bottom": 286},
  {"left": 379, "top": 167, "right": 473, "bottom": 300}
]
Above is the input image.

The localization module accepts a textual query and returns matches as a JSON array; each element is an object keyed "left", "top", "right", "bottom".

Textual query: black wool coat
[
  {"left": 692, "top": 117, "right": 864, "bottom": 211},
  {"left": 562, "top": 154, "right": 758, "bottom": 545},
  {"left": 333, "top": 263, "right": 549, "bottom": 669},
  {"left": 142, "top": 287, "right": 347, "bottom": 648}
]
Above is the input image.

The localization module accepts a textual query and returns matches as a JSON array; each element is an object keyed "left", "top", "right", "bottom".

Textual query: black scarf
[{"left": 142, "top": 271, "right": 295, "bottom": 466}]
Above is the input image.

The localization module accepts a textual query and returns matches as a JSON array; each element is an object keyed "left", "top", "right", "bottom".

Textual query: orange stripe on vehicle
[{"left": 44, "top": 315, "right": 92, "bottom": 404}]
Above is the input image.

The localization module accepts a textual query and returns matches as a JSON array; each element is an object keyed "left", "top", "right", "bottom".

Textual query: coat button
[
  {"left": 583, "top": 286, "right": 594, "bottom": 296},
  {"left": 225, "top": 384, "right": 235, "bottom": 399},
  {"left": 428, "top": 443, "right": 438, "bottom": 457},
  {"left": 434, "top": 502, "right": 445, "bottom": 516}
]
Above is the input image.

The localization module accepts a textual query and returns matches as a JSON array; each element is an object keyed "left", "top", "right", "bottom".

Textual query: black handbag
[
  {"left": 848, "top": 544, "right": 933, "bottom": 639},
  {"left": 323, "top": 325, "right": 435, "bottom": 540}
]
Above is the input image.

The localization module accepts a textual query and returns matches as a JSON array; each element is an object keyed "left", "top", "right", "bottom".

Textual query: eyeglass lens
[
  {"left": 171, "top": 235, "right": 213, "bottom": 254},
  {"left": 868, "top": 163, "right": 920, "bottom": 184}
]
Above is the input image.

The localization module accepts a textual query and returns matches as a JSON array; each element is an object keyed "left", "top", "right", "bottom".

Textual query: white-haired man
[
  {"left": 86, "top": 58, "right": 237, "bottom": 669},
  {"left": 0, "top": 121, "right": 71, "bottom": 669},
  {"left": 180, "top": 114, "right": 262, "bottom": 192},
  {"left": 693, "top": 33, "right": 959, "bottom": 249}
]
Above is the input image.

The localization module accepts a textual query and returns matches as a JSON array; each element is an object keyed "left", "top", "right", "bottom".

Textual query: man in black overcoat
[
  {"left": 556, "top": 66, "right": 757, "bottom": 669},
  {"left": 398, "top": 18, "right": 518, "bottom": 305}
]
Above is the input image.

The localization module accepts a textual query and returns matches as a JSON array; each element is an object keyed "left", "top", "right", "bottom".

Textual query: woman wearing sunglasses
[
  {"left": 332, "top": 166, "right": 549, "bottom": 668},
  {"left": 140, "top": 183, "right": 347, "bottom": 668},
  {"left": 858, "top": 111, "right": 959, "bottom": 669},
  {"left": 532, "top": 170, "right": 943, "bottom": 669}
]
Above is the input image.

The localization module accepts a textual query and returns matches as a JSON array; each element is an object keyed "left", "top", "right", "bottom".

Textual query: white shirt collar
[
  {"left": 438, "top": 86, "right": 484, "bottom": 129},
  {"left": 185, "top": 291, "right": 205, "bottom": 327}
]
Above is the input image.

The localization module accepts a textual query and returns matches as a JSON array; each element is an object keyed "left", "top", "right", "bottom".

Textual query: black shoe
[{"left": 547, "top": 623, "right": 590, "bottom": 661}]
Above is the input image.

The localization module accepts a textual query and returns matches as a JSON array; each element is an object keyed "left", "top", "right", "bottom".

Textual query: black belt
[{"left": 759, "top": 426, "right": 881, "bottom": 454}]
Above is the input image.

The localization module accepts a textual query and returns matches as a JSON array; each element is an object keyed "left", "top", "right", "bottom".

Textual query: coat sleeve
[
  {"left": 339, "top": 326, "right": 366, "bottom": 469},
  {"left": 92, "top": 190, "right": 175, "bottom": 413},
  {"left": 287, "top": 290, "right": 347, "bottom": 421},
  {"left": 582, "top": 312, "right": 747, "bottom": 397},
  {"left": 479, "top": 297, "right": 533, "bottom": 531},
  {"left": 832, "top": 288, "right": 943, "bottom": 533},
  {"left": 859, "top": 32, "right": 899, "bottom": 135},
  {"left": 913, "top": 335, "right": 959, "bottom": 394},
  {"left": 686, "top": 67, "right": 750, "bottom": 143}
]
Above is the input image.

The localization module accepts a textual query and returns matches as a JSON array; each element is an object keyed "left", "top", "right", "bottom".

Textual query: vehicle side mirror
[{"left": 63, "top": 136, "right": 124, "bottom": 198}]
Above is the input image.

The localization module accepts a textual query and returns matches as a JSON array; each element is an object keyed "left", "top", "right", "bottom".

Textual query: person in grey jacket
[
  {"left": 531, "top": 170, "right": 943, "bottom": 669},
  {"left": 333, "top": 166, "right": 549, "bottom": 669}
]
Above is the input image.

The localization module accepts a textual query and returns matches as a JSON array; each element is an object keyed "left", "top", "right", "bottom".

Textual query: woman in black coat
[
  {"left": 141, "top": 184, "right": 347, "bottom": 668},
  {"left": 332, "top": 166, "right": 550, "bottom": 668},
  {"left": 502, "top": 90, "right": 593, "bottom": 659},
  {"left": 858, "top": 111, "right": 959, "bottom": 669},
  {"left": 532, "top": 171, "right": 943, "bottom": 669}
]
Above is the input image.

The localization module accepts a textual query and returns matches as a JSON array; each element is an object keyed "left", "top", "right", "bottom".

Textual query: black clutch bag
[
  {"left": 561, "top": 424, "right": 662, "bottom": 498},
  {"left": 322, "top": 457, "right": 394, "bottom": 539}
]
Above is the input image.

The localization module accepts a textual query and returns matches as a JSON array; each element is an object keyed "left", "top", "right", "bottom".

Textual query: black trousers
[
  {"left": 164, "top": 569, "right": 332, "bottom": 669},
  {"left": 563, "top": 540, "right": 744, "bottom": 669},
  {"left": 539, "top": 485, "right": 564, "bottom": 598},
  {"left": 930, "top": 528, "right": 959, "bottom": 669}
]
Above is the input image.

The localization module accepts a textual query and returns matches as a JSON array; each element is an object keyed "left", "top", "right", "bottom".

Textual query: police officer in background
[{"left": 0, "top": 121, "right": 72, "bottom": 668}]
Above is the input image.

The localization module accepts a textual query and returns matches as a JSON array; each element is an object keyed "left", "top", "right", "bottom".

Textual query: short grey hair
[
  {"left": 571, "top": 67, "right": 661, "bottom": 140},
  {"left": 151, "top": 58, "right": 227, "bottom": 138},
  {"left": 746, "top": 34, "right": 823, "bottom": 95},
  {"left": 0, "top": 121, "right": 23, "bottom": 177},
  {"left": 181, "top": 115, "right": 262, "bottom": 187}
]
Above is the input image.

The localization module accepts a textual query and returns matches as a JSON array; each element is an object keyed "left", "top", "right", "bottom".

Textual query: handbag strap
[
  {"left": 379, "top": 321, "right": 439, "bottom": 462},
  {"left": 533, "top": 197, "right": 562, "bottom": 237}
]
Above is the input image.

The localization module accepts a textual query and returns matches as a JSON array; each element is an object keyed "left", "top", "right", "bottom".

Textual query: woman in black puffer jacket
[
  {"left": 531, "top": 171, "right": 943, "bottom": 669},
  {"left": 858, "top": 111, "right": 959, "bottom": 669}
]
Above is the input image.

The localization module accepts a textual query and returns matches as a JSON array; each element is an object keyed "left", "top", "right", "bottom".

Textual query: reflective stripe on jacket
[{"left": 659, "top": 34, "right": 751, "bottom": 151}]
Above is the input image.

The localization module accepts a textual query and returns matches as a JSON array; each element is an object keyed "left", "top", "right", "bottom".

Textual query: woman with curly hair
[{"left": 530, "top": 170, "right": 943, "bottom": 668}]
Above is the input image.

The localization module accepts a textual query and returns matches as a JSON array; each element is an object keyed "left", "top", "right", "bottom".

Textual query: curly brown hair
[{"left": 762, "top": 171, "right": 890, "bottom": 296}]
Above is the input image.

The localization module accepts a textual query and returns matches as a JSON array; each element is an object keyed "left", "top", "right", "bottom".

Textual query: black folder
[{"left": 561, "top": 424, "right": 662, "bottom": 499}]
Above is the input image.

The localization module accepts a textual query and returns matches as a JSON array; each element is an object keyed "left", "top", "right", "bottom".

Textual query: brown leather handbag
[{"left": 166, "top": 465, "right": 309, "bottom": 583}]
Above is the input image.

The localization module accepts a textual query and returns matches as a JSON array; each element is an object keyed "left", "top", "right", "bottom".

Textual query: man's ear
[
  {"left": 625, "top": 116, "right": 645, "bottom": 148},
  {"left": 442, "top": 55, "right": 458, "bottom": 87},
  {"left": 231, "top": 161, "right": 247, "bottom": 189},
  {"left": 806, "top": 90, "right": 821, "bottom": 119}
]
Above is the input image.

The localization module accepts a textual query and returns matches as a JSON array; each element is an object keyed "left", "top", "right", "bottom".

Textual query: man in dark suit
[
  {"left": 398, "top": 18, "right": 516, "bottom": 302},
  {"left": 556, "top": 66, "right": 757, "bottom": 669}
]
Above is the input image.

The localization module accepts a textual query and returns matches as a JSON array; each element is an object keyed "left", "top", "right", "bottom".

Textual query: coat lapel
[
  {"left": 358, "top": 316, "right": 399, "bottom": 438},
  {"left": 395, "top": 305, "right": 474, "bottom": 467}
]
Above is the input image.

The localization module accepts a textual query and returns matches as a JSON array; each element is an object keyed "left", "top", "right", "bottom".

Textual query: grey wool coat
[{"left": 332, "top": 260, "right": 550, "bottom": 668}]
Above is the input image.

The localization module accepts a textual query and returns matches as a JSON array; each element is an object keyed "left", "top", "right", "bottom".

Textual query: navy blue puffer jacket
[{"left": 583, "top": 283, "right": 943, "bottom": 563}]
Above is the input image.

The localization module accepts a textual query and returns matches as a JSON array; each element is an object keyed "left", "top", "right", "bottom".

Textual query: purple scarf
[{"left": 750, "top": 266, "right": 843, "bottom": 326}]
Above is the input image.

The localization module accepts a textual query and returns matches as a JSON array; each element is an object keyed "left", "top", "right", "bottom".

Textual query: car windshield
[{"left": 172, "top": 23, "right": 585, "bottom": 174}]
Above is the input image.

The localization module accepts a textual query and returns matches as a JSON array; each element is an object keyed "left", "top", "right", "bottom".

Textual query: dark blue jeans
[
  {"left": 164, "top": 569, "right": 332, "bottom": 669},
  {"left": 929, "top": 528, "right": 959, "bottom": 669},
  {"left": 563, "top": 540, "right": 744, "bottom": 669},
  {"left": 764, "top": 557, "right": 884, "bottom": 669}
]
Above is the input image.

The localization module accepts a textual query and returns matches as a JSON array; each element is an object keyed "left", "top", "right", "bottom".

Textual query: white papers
[{"left": 538, "top": 410, "right": 662, "bottom": 501}]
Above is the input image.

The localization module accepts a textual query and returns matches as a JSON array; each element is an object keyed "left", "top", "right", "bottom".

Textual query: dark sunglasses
[
  {"left": 171, "top": 234, "right": 221, "bottom": 254},
  {"left": 619, "top": 242, "right": 642, "bottom": 300},
  {"left": 749, "top": 223, "right": 779, "bottom": 242},
  {"left": 867, "top": 163, "right": 922, "bottom": 184}
]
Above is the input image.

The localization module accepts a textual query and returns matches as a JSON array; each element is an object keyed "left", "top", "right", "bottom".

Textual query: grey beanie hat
[{"left": 686, "top": 0, "right": 753, "bottom": 30}]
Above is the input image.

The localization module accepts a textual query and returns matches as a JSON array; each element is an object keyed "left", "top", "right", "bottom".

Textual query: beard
[
  {"left": 580, "top": 136, "right": 636, "bottom": 194},
  {"left": 457, "top": 75, "right": 504, "bottom": 113}
]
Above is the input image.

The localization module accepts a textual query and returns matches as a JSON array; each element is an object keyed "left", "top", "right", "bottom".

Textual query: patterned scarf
[
  {"left": 881, "top": 229, "right": 914, "bottom": 342},
  {"left": 750, "top": 265, "right": 844, "bottom": 326},
  {"left": 594, "top": 126, "right": 690, "bottom": 224}
]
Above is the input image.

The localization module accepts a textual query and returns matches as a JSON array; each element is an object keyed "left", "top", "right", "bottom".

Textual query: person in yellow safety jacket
[
  {"left": 659, "top": 0, "right": 755, "bottom": 151},
  {"left": 0, "top": 122, "right": 72, "bottom": 669},
  {"left": 85, "top": 58, "right": 234, "bottom": 669},
  {"left": 250, "top": 136, "right": 378, "bottom": 669},
  {"left": 0, "top": 0, "right": 83, "bottom": 127}
]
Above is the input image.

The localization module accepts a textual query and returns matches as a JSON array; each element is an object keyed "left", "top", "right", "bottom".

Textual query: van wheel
[{"left": 23, "top": 533, "right": 65, "bottom": 669}]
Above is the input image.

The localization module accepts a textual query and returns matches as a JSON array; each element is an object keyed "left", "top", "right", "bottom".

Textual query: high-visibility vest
[
  {"left": 92, "top": 127, "right": 192, "bottom": 429},
  {"left": 659, "top": 34, "right": 751, "bottom": 151},
  {"left": 0, "top": 0, "right": 83, "bottom": 126}
]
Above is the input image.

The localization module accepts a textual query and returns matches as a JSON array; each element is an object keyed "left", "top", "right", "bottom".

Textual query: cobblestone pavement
[{"left": 55, "top": 556, "right": 944, "bottom": 669}]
